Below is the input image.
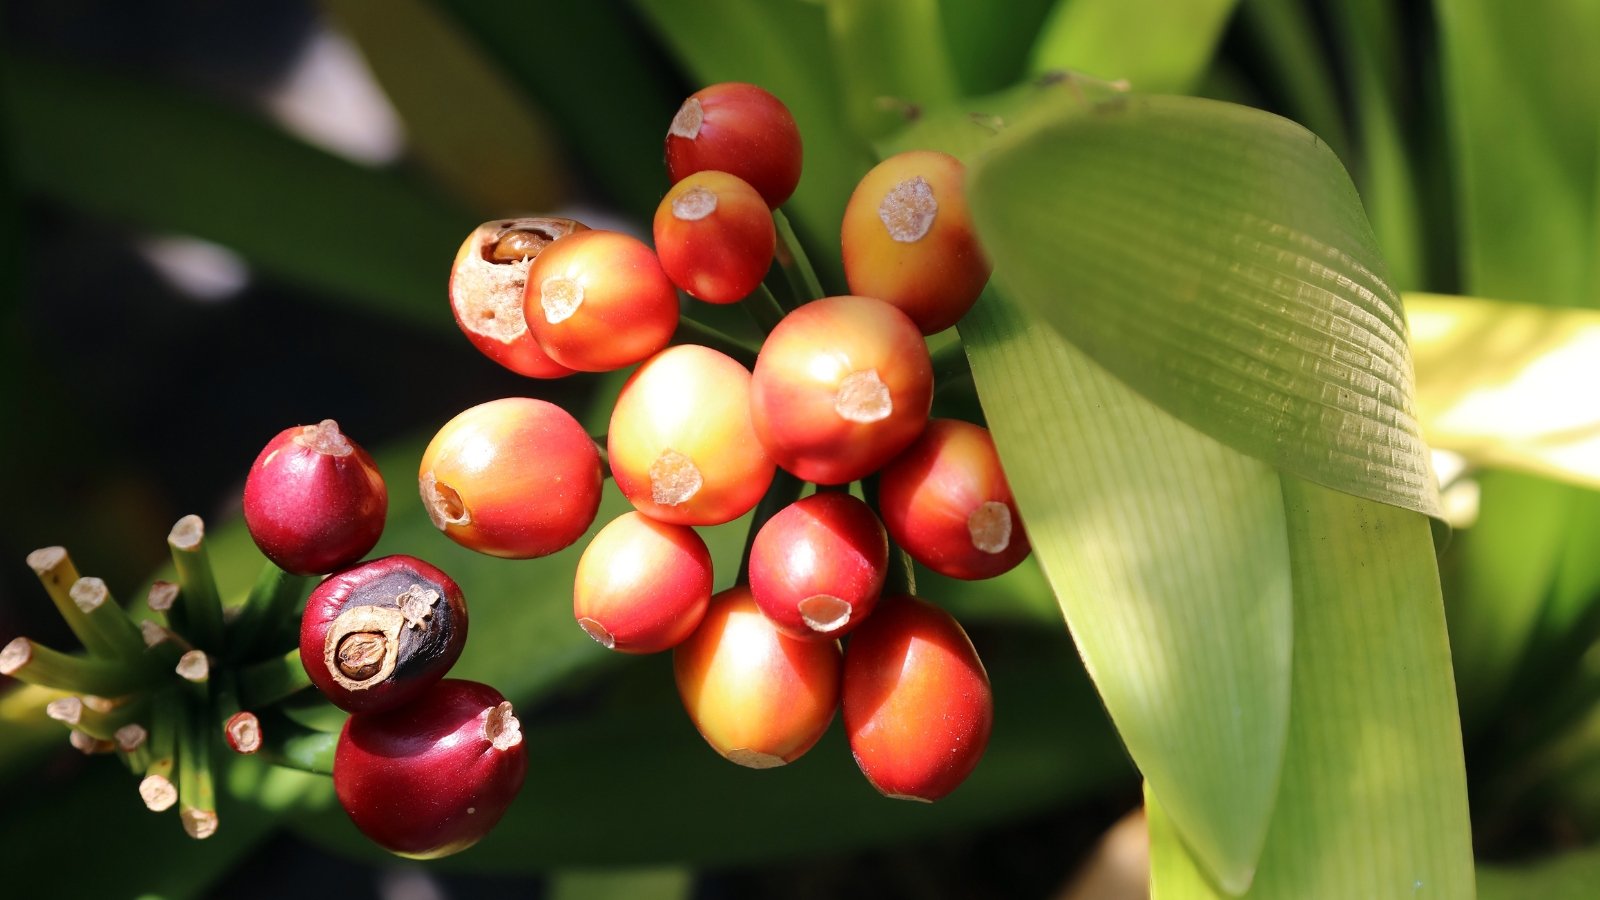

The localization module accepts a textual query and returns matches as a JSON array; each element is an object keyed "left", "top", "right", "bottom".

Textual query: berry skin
[
  {"left": 243, "top": 419, "right": 387, "bottom": 576},
  {"left": 843, "top": 595, "right": 992, "bottom": 802},
  {"left": 335, "top": 679, "right": 526, "bottom": 859},
  {"left": 573, "top": 512, "right": 712, "bottom": 654},
  {"left": 673, "top": 587, "right": 841, "bottom": 768},
  {"left": 666, "top": 83, "right": 803, "bottom": 209},
  {"left": 449, "top": 217, "right": 588, "bottom": 378},
  {"left": 300, "top": 555, "right": 468, "bottom": 714},
  {"left": 878, "top": 419, "right": 1029, "bottom": 580},
  {"left": 654, "top": 171, "right": 776, "bottom": 304},
  {"left": 749, "top": 296, "right": 933, "bottom": 484},
  {"left": 609, "top": 345, "right": 775, "bottom": 525},
  {"left": 749, "top": 492, "right": 888, "bottom": 641},
  {"left": 841, "top": 150, "right": 991, "bottom": 334},
  {"left": 419, "top": 398, "right": 602, "bottom": 559},
  {"left": 524, "top": 230, "right": 679, "bottom": 372}
]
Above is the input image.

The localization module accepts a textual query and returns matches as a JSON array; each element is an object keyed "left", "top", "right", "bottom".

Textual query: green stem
[
  {"left": 0, "top": 637, "right": 146, "bottom": 695},
  {"left": 229, "top": 563, "right": 309, "bottom": 660},
  {"left": 46, "top": 694, "right": 147, "bottom": 740},
  {"left": 147, "top": 579, "right": 188, "bottom": 635},
  {"left": 68, "top": 577, "right": 149, "bottom": 663},
  {"left": 746, "top": 282, "right": 789, "bottom": 335},
  {"left": 673, "top": 316, "right": 760, "bottom": 367},
  {"left": 168, "top": 516, "right": 225, "bottom": 652},
  {"left": 257, "top": 710, "right": 338, "bottom": 775},
  {"left": 737, "top": 469, "right": 808, "bottom": 583},
  {"left": 140, "top": 690, "right": 180, "bottom": 811},
  {"left": 773, "top": 209, "right": 825, "bottom": 302},
  {"left": 25, "top": 547, "right": 115, "bottom": 658},
  {"left": 591, "top": 438, "right": 612, "bottom": 480},
  {"left": 930, "top": 340, "right": 974, "bottom": 395},
  {"left": 862, "top": 474, "right": 917, "bottom": 597},
  {"left": 237, "top": 649, "right": 312, "bottom": 708},
  {"left": 177, "top": 689, "right": 218, "bottom": 839}
]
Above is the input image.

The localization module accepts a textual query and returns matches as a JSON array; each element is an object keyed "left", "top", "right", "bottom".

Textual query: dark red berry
[
  {"left": 749, "top": 492, "right": 888, "bottom": 640},
  {"left": 300, "top": 555, "right": 468, "bottom": 714},
  {"left": 665, "top": 83, "right": 803, "bottom": 209},
  {"left": 243, "top": 419, "right": 387, "bottom": 575},
  {"left": 335, "top": 679, "right": 526, "bottom": 858}
]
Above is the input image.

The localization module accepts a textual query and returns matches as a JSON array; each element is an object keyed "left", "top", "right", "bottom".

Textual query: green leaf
[
  {"left": 549, "top": 868, "right": 694, "bottom": 900},
  {"left": 1480, "top": 846, "right": 1600, "bottom": 900},
  {"left": 291, "top": 628, "right": 1131, "bottom": 869},
  {"left": 936, "top": 0, "right": 1059, "bottom": 95},
  {"left": 823, "top": 0, "right": 960, "bottom": 140},
  {"left": 960, "top": 293, "right": 1293, "bottom": 893},
  {"left": 966, "top": 91, "right": 1444, "bottom": 519},
  {"left": 1408, "top": 293, "right": 1600, "bottom": 489},
  {"left": 1234, "top": 0, "right": 1348, "bottom": 157},
  {"left": 2, "top": 53, "right": 475, "bottom": 329},
  {"left": 1150, "top": 479, "right": 1474, "bottom": 899},
  {"left": 1029, "top": 0, "right": 1239, "bottom": 94}
]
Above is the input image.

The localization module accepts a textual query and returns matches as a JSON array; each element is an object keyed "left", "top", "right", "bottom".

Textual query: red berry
[
  {"left": 666, "top": 83, "right": 803, "bottom": 209},
  {"left": 524, "top": 230, "right": 679, "bottom": 372},
  {"left": 878, "top": 419, "right": 1029, "bottom": 580},
  {"left": 573, "top": 512, "right": 712, "bottom": 653},
  {"left": 335, "top": 679, "right": 526, "bottom": 858},
  {"left": 749, "top": 492, "right": 887, "bottom": 640},
  {"left": 449, "top": 217, "right": 588, "bottom": 378},
  {"left": 609, "top": 345, "right": 775, "bottom": 525},
  {"left": 243, "top": 419, "right": 387, "bottom": 575},
  {"left": 653, "top": 171, "right": 776, "bottom": 303},
  {"left": 843, "top": 595, "right": 992, "bottom": 802},
  {"left": 673, "top": 587, "right": 840, "bottom": 768},
  {"left": 750, "top": 296, "right": 933, "bottom": 484},
  {"left": 842, "top": 150, "right": 991, "bottom": 334},
  {"left": 419, "top": 398, "right": 602, "bottom": 559},
  {"left": 299, "top": 555, "right": 468, "bottom": 714}
]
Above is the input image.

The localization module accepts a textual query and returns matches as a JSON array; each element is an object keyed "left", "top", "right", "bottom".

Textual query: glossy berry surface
[
  {"left": 449, "top": 217, "right": 587, "bottom": 378},
  {"left": 843, "top": 594, "right": 992, "bottom": 802},
  {"left": 335, "top": 679, "right": 526, "bottom": 859},
  {"left": 525, "top": 230, "right": 679, "bottom": 372},
  {"left": 841, "top": 150, "right": 991, "bottom": 334},
  {"left": 878, "top": 419, "right": 1029, "bottom": 580},
  {"left": 243, "top": 419, "right": 387, "bottom": 576},
  {"left": 673, "top": 587, "right": 841, "bottom": 768},
  {"left": 750, "top": 296, "right": 933, "bottom": 484},
  {"left": 749, "top": 492, "right": 888, "bottom": 640},
  {"left": 419, "top": 398, "right": 602, "bottom": 558},
  {"left": 610, "top": 345, "right": 775, "bottom": 525},
  {"left": 300, "top": 555, "right": 468, "bottom": 714},
  {"left": 654, "top": 170, "right": 776, "bottom": 304},
  {"left": 665, "top": 82, "right": 803, "bottom": 209},
  {"left": 574, "top": 512, "right": 712, "bottom": 654}
]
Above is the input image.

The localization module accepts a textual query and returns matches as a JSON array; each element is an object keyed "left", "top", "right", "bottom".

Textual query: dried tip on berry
[
  {"left": 175, "top": 650, "right": 210, "bottom": 683},
  {"left": 725, "top": 748, "right": 787, "bottom": 769},
  {"left": 181, "top": 808, "right": 219, "bottom": 840},
  {"left": 967, "top": 501, "right": 1013, "bottom": 554},
  {"left": 669, "top": 97, "right": 704, "bottom": 139},
  {"left": 485, "top": 700, "right": 523, "bottom": 751},
  {"left": 25, "top": 546, "right": 67, "bottom": 576},
  {"left": 147, "top": 580, "right": 179, "bottom": 612},
  {"left": 672, "top": 187, "right": 718, "bottom": 221},
  {"left": 421, "top": 473, "right": 470, "bottom": 530},
  {"left": 835, "top": 369, "right": 893, "bottom": 423},
  {"left": 140, "top": 774, "right": 178, "bottom": 811},
  {"left": 0, "top": 638, "right": 31, "bottom": 675},
  {"left": 540, "top": 276, "right": 584, "bottom": 324},
  {"left": 168, "top": 515, "right": 205, "bottom": 551},
  {"left": 70, "top": 730, "right": 113, "bottom": 754},
  {"left": 879, "top": 176, "right": 938, "bottom": 243},
  {"left": 226, "top": 712, "right": 262, "bottom": 754},
  {"left": 295, "top": 419, "right": 354, "bottom": 456},
  {"left": 649, "top": 449, "right": 704, "bottom": 506},
  {"left": 115, "top": 723, "right": 148, "bottom": 752},
  {"left": 578, "top": 617, "right": 616, "bottom": 650},
  {"left": 69, "top": 577, "right": 108, "bottom": 613},
  {"left": 799, "top": 595, "right": 853, "bottom": 633},
  {"left": 46, "top": 697, "right": 84, "bottom": 725}
]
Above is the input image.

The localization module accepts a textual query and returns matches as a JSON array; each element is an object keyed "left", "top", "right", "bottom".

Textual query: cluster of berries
[{"left": 430, "top": 83, "right": 1030, "bottom": 803}]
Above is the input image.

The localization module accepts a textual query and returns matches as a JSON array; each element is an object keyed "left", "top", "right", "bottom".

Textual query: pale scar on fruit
[
  {"left": 673, "top": 187, "right": 718, "bottom": 221},
  {"left": 650, "top": 449, "right": 704, "bottom": 506},
  {"left": 879, "top": 176, "right": 937, "bottom": 243},
  {"left": 835, "top": 370, "right": 893, "bottom": 423},
  {"left": 541, "top": 276, "right": 584, "bottom": 324},
  {"left": 670, "top": 98, "right": 704, "bottom": 139},
  {"left": 967, "top": 501, "right": 1013, "bottom": 554}
]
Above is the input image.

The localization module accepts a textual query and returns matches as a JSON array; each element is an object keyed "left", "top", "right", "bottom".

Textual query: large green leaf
[
  {"left": 823, "top": 0, "right": 960, "bottom": 140},
  {"left": 966, "top": 91, "right": 1444, "bottom": 519},
  {"left": 1480, "top": 846, "right": 1600, "bottom": 900},
  {"left": 1150, "top": 480, "right": 1474, "bottom": 899},
  {"left": 1029, "top": 0, "right": 1239, "bottom": 94},
  {"left": 1407, "top": 293, "right": 1600, "bottom": 489},
  {"left": 2, "top": 54, "right": 474, "bottom": 328}
]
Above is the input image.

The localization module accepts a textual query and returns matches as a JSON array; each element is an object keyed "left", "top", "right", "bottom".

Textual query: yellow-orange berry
[
  {"left": 525, "top": 230, "right": 679, "bottom": 372},
  {"left": 573, "top": 512, "right": 712, "bottom": 654},
  {"left": 654, "top": 171, "right": 776, "bottom": 304}
]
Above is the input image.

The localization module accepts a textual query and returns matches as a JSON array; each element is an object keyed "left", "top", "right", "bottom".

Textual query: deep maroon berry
[
  {"left": 243, "top": 419, "right": 387, "bottom": 575},
  {"left": 335, "top": 679, "right": 527, "bottom": 858},
  {"left": 300, "top": 555, "right": 468, "bottom": 714}
]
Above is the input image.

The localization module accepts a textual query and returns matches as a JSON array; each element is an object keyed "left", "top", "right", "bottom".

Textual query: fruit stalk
[
  {"left": 746, "top": 282, "right": 789, "bottom": 334},
  {"left": 670, "top": 316, "right": 760, "bottom": 367},
  {"left": 168, "top": 516, "right": 226, "bottom": 651},
  {"left": 0, "top": 637, "right": 143, "bottom": 695},
  {"left": 256, "top": 710, "right": 338, "bottom": 775},
  {"left": 177, "top": 690, "right": 218, "bottom": 839},
  {"left": 68, "top": 577, "right": 148, "bottom": 663},
  {"left": 773, "top": 209, "right": 825, "bottom": 302},
  {"left": 25, "top": 547, "right": 117, "bottom": 657},
  {"left": 237, "top": 648, "right": 312, "bottom": 708},
  {"left": 229, "top": 563, "right": 311, "bottom": 659}
]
